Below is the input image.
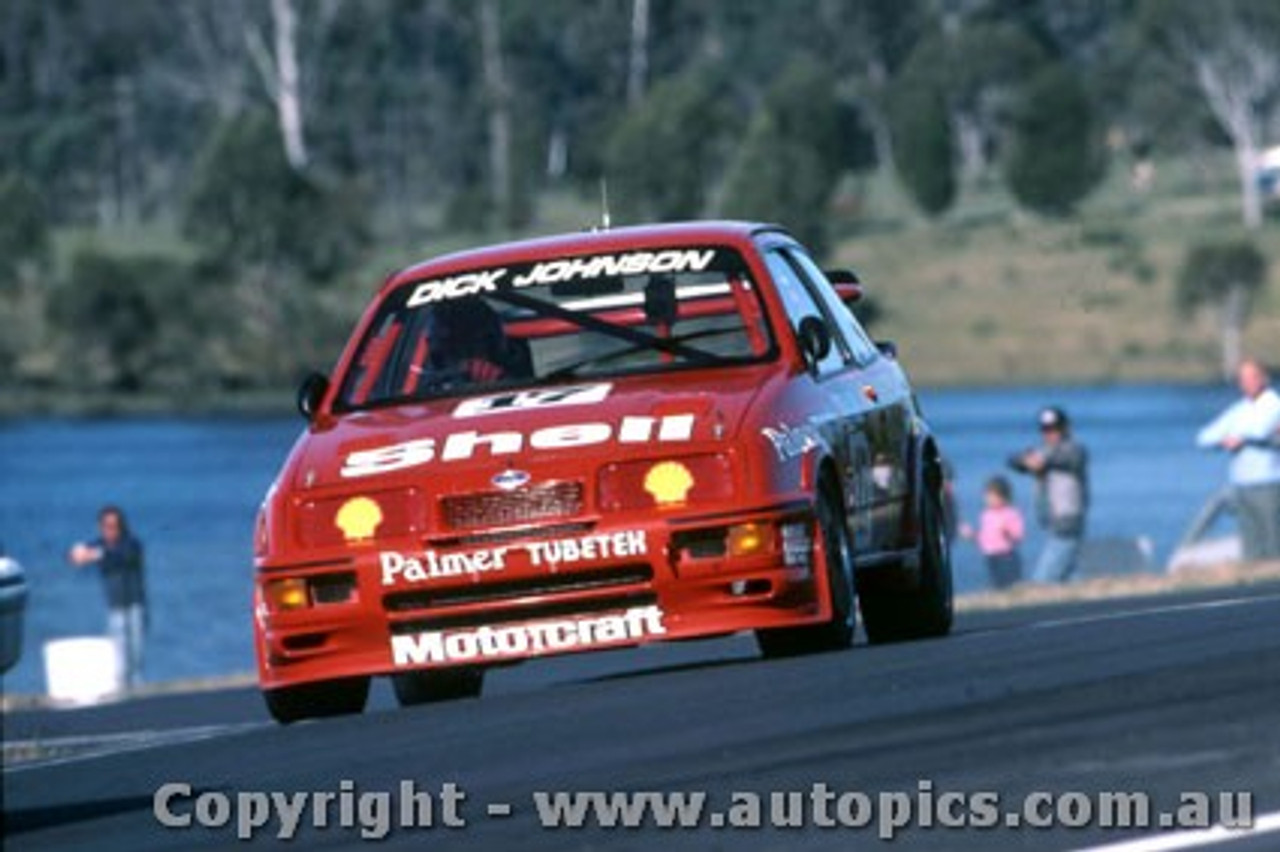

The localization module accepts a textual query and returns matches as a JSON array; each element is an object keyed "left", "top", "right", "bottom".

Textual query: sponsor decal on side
[
  {"left": 379, "top": 530, "right": 647, "bottom": 585},
  {"left": 453, "top": 383, "right": 611, "bottom": 418},
  {"left": 390, "top": 605, "right": 667, "bottom": 666},
  {"left": 341, "top": 414, "right": 695, "bottom": 478},
  {"left": 405, "top": 250, "right": 717, "bottom": 307}
]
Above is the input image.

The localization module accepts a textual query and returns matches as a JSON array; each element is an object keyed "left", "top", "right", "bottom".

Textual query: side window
[
  {"left": 784, "top": 248, "right": 879, "bottom": 366},
  {"left": 764, "top": 250, "right": 846, "bottom": 375}
]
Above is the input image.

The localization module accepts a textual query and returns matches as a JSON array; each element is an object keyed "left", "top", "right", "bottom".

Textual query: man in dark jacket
[
  {"left": 1008, "top": 407, "right": 1090, "bottom": 583},
  {"left": 69, "top": 505, "right": 147, "bottom": 688}
]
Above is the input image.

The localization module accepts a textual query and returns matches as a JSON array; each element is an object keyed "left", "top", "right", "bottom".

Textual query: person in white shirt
[{"left": 1196, "top": 359, "right": 1280, "bottom": 561}]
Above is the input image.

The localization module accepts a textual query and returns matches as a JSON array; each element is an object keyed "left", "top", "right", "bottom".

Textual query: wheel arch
[{"left": 902, "top": 428, "right": 946, "bottom": 549}]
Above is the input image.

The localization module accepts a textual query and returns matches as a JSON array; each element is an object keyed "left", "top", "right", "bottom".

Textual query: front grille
[
  {"left": 433, "top": 521, "right": 594, "bottom": 549},
  {"left": 384, "top": 564, "right": 654, "bottom": 613},
  {"left": 387, "top": 591, "right": 659, "bottom": 633},
  {"left": 441, "top": 482, "right": 584, "bottom": 531}
]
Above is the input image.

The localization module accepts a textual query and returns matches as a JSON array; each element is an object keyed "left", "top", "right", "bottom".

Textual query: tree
[
  {"left": 605, "top": 69, "right": 732, "bottom": 222},
  {"left": 245, "top": 0, "right": 309, "bottom": 170},
  {"left": 721, "top": 59, "right": 848, "bottom": 254},
  {"left": 1177, "top": 241, "right": 1269, "bottom": 379},
  {"left": 47, "top": 250, "right": 187, "bottom": 392},
  {"left": 478, "top": 0, "right": 514, "bottom": 228},
  {"left": 1140, "top": 0, "right": 1280, "bottom": 229},
  {"left": 170, "top": 0, "right": 254, "bottom": 119},
  {"left": 0, "top": 173, "right": 50, "bottom": 377},
  {"left": 182, "top": 114, "right": 368, "bottom": 282},
  {"left": 890, "top": 72, "right": 956, "bottom": 217},
  {"left": 819, "top": 0, "right": 927, "bottom": 177},
  {"left": 1004, "top": 64, "right": 1106, "bottom": 216},
  {"left": 627, "top": 0, "right": 651, "bottom": 106},
  {"left": 0, "top": 174, "right": 49, "bottom": 286},
  {"left": 896, "top": 20, "right": 1047, "bottom": 185}
]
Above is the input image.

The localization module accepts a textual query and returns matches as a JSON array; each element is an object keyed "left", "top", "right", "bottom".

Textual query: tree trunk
[
  {"left": 479, "top": 0, "right": 511, "bottom": 227},
  {"left": 546, "top": 126, "right": 568, "bottom": 179},
  {"left": 954, "top": 109, "right": 986, "bottom": 185},
  {"left": 864, "top": 59, "right": 895, "bottom": 176},
  {"left": 1220, "top": 284, "right": 1247, "bottom": 381},
  {"left": 111, "top": 76, "right": 139, "bottom": 224},
  {"left": 271, "top": 0, "right": 308, "bottom": 171},
  {"left": 1192, "top": 55, "right": 1267, "bottom": 232},
  {"left": 627, "top": 0, "right": 650, "bottom": 106},
  {"left": 1234, "top": 134, "right": 1262, "bottom": 230}
]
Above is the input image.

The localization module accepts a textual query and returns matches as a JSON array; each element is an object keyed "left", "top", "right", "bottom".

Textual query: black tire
[
  {"left": 757, "top": 486, "right": 856, "bottom": 658},
  {"left": 392, "top": 667, "right": 485, "bottom": 706},
  {"left": 860, "top": 485, "right": 954, "bottom": 644},
  {"left": 263, "top": 676, "right": 370, "bottom": 724}
]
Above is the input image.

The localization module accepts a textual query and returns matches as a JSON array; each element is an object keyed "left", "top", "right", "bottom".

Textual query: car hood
[{"left": 290, "top": 366, "right": 775, "bottom": 491}]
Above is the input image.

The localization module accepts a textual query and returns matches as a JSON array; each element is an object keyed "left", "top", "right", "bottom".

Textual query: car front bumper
[{"left": 255, "top": 498, "right": 830, "bottom": 690}]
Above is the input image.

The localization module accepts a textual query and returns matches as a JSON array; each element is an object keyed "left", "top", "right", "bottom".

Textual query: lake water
[{"left": 0, "top": 383, "right": 1239, "bottom": 695}]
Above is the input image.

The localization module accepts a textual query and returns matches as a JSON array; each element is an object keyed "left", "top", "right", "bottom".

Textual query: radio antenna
[{"left": 599, "top": 177, "right": 612, "bottom": 230}]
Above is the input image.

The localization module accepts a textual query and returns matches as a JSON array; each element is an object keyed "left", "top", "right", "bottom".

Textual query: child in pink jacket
[{"left": 961, "top": 476, "right": 1026, "bottom": 590}]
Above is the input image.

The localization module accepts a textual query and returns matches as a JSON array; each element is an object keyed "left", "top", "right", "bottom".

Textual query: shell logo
[
  {"left": 643, "top": 461, "right": 694, "bottom": 507},
  {"left": 335, "top": 496, "right": 383, "bottom": 543}
]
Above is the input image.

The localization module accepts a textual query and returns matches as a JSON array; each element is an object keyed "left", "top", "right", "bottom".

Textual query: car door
[
  {"left": 761, "top": 248, "right": 875, "bottom": 548},
  {"left": 781, "top": 247, "right": 914, "bottom": 555}
]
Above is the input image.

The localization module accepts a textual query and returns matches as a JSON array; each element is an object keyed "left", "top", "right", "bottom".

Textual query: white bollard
[{"left": 43, "top": 637, "right": 123, "bottom": 705}]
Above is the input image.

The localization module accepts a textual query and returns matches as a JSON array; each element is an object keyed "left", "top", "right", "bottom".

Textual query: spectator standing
[
  {"left": 68, "top": 506, "right": 147, "bottom": 688},
  {"left": 1196, "top": 359, "right": 1280, "bottom": 561},
  {"left": 960, "top": 476, "right": 1026, "bottom": 590},
  {"left": 1008, "top": 407, "right": 1090, "bottom": 583}
]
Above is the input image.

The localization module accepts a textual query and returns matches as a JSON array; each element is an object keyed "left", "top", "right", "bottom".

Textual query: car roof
[{"left": 386, "top": 220, "right": 790, "bottom": 289}]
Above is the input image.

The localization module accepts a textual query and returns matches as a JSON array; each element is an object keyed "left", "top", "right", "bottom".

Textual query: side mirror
[
  {"left": 875, "top": 340, "right": 898, "bottom": 360},
  {"left": 824, "top": 268, "right": 861, "bottom": 286},
  {"left": 827, "top": 269, "right": 864, "bottom": 312},
  {"left": 797, "top": 316, "right": 831, "bottom": 371},
  {"left": 297, "top": 372, "right": 330, "bottom": 420}
]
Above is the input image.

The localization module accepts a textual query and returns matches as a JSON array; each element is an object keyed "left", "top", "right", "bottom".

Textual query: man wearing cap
[
  {"left": 1196, "top": 359, "right": 1280, "bottom": 561},
  {"left": 1008, "top": 407, "right": 1090, "bottom": 583}
]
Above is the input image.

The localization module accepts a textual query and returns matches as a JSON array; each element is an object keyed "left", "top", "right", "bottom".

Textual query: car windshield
[{"left": 335, "top": 245, "right": 776, "bottom": 411}]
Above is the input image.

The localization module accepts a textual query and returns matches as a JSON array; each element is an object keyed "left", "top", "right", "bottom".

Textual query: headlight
[
  {"left": 265, "top": 578, "right": 310, "bottom": 612},
  {"left": 598, "top": 454, "right": 734, "bottom": 511},
  {"left": 727, "top": 521, "right": 773, "bottom": 557}
]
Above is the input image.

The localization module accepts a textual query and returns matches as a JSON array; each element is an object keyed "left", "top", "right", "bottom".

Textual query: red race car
[{"left": 254, "top": 221, "right": 952, "bottom": 722}]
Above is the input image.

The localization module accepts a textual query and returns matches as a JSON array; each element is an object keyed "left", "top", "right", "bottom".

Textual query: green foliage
[
  {"left": 720, "top": 59, "right": 848, "bottom": 255},
  {"left": 182, "top": 115, "right": 369, "bottom": 282},
  {"left": 0, "top": 173, "right": 49, "bottom": 285},
  {"left": 903, "top": 22, "right": 1046, "bottom": 109},
  {"left": 889, "top": 74, "right": 955, "bottom": 216},
  {"left": 605, "top": 69, "right": 733, "bottom": 222},
  {"left": 1004, "top": 65, "right": 1107, "bottom": 216},
  {"left": 1176, "top": 240, "right": 1268, "bottom": 314},
  {"left": 47, "top": 250, "right": 194, "bottom": 392}
]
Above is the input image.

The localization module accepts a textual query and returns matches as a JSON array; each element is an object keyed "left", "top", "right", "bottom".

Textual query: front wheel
[
  {"left": 263, "top": 676, "right": 370, "bottom": 724},
  {"left": 392, "top": 667, "right": 485, "bottom": 706},
  {"left": 860, "top": 486, "right": 954, "bottom": 644},
  {"left": 757, "top": 488, "right": 856, "bottom": 658}
]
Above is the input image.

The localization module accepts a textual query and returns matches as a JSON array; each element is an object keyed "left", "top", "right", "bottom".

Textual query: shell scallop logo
[
  {"left": 335, "top": 496, "right": 383, "bottom": 543},
  {"left": 644, "top": 461, "right": 694, "bottom": 507}
]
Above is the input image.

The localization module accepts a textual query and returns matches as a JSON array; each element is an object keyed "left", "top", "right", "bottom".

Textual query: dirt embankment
[{"left": 956, "top": 561, "right": 1280, "bottom": 612}]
